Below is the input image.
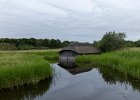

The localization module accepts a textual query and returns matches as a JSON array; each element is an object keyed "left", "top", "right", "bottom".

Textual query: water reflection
[
  {"left": 0, "top": 60, "right": 140, "bottom": 100},
  {"left": 59, "top": 60, "right": 140, "bottom": 92},
  {"left": 0, "top": 78, "right": 52, "bottom": 100},
  {"left": 59, "top": 59, "right": 77, "bottom": 68},
  {"left": 58, "top": 59, "right": 93, "bottom": 75},
  {"left": 46, "top": 62, "right": 140, "bottom": 100},
  {"left": 98, "top": 66, "right": 140, "bottom": 92}
]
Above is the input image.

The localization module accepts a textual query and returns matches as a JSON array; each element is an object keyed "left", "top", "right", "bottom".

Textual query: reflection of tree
[
  {"left": 98, "top": 66, "right": 140, "bottom": 92},
  {"left": 0, "top": 78, "right": 52, "bottom": 100}
]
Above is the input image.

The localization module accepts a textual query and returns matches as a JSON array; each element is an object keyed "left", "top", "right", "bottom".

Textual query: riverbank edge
[
  {"left": 0, "top": 50, "right": 58, "bottom": 90},
  {"left": 76, "top": 49, "right": 140, "bottom": 80}
]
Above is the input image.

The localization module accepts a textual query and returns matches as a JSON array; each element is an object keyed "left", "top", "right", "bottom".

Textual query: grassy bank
[
  {"left": 0, "top": 49, "right": 59, "bottom": 60},
  {"left": 28, "top": 50, "right": 59, "bottom": 60},
  {"left": 0, "top": 50, "right": 59, "bottom": 89},
  {"left": 76, "top": 48, "right": 140, "bottom": 79}
]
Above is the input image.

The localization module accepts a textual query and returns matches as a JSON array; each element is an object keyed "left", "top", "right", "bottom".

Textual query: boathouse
[{"left": 59, "top": 43, "right": 101, "bottom": 60}]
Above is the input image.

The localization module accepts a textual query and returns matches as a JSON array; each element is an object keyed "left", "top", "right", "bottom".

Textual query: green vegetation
[
  {"left": 0, "top": 38, "right": 70, "bottom": 50},
  {"left": 93, "top": 31, "right": 126, "bottom": 52},
  {"left": 0, "top": 43, "right": 17, "bottom": 50},
  {"left": 93, "top": 32, "right": 140, "bottom": 52},
  {"left": 0, "top": 49, "right": 60, "bottom": 89},
  {"left": 25, "top": 50, "right": 59, "bottom": 60},
  {"left": 0, "top": 49, "right": 59, "bottom": 60},
  {"left": 76, "top": 48, "right": 140, "bottom": 79},
  {"left": 135, "top": 40, "right": 140, "bottom": 47},
  {"left": 0, "top": 36, "right": 139, "bottom": 51}
]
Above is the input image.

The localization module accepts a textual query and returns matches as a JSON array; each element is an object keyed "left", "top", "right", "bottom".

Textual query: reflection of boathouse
[
  {"left": 66, "top": 66, "right": 93, "bottom": 75},
  {"left": 59, "top": 43, "right": 101, "bottom": 60},
  {"left": 58, "top": 60, "right": 93, "bottom": 75},
  {"left": 59, "top": 59, "right": 76, "bottom": 68}
]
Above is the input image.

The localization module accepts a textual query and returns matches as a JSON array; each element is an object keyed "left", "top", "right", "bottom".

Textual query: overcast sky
[{"left": 0, "top": 0, "right": 140, "bottom": 42}]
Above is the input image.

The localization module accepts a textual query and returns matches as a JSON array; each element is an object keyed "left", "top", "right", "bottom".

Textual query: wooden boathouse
[{"left": 59, "top": 43, "right": 101, "bottom": 60}]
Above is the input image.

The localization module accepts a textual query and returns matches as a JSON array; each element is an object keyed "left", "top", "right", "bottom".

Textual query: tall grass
[
  {"left": 0, "top": 49, "right": 59, "bottom": 60},
  {"left": 29, "top": 50, "right": 59, "bottom": 60},
  {"left": 0, "top": 52, "right": 52, "bottom": 89},
  {"left": 76, "top": 48, "right": 140, "bottom": 79}
]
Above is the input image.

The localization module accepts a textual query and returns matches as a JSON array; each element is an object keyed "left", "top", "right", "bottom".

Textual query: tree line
[
  {"left": 0, "top": 32, "right": 139, "bottom": 51},
  {"left": 0, "top": 38, "right": 70, "bottom": 50}
]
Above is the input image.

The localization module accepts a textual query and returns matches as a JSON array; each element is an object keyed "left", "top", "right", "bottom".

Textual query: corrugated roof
[{"left": 59, "top": 43, "right": 101, "bottom": 54}]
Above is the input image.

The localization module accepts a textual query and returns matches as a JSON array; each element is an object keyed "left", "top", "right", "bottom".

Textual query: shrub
[
  {"left": 0, "top": 43, "right": 17, "bottom": 50},
  {"left": 98, "top": 31, "right": 126, "bottom": 52}
]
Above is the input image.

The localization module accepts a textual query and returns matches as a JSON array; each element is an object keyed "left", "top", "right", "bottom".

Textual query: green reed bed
[
  {"left": 76, "top": 48, "right": 140, "bottom": 79},
  {"left": 0, "top": 49, "right": 59, "bottom": 60},
  {"left": 29, "top": 50, "right": 59, "bottom": 60},
  {"left": 0, "top": 53, "right": 52, "bottom": 89}
]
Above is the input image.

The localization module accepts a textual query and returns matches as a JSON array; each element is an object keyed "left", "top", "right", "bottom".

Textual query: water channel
[{"left": 0, "top": 60, "right": 140, "bottom": 100}]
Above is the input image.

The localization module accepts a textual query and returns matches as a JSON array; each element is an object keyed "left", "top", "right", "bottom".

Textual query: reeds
[
  {"left": 0, "top": 52, "right": 52, "bottom": 89},
  {"left": 76, "top": 48, "right": 140, "bottom": 79}
]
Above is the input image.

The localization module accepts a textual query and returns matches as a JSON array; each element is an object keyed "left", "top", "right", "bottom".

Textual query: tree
[
  {"left": 99, "top": 31, "right": 126, "bottom": 52},
  {"left": 93, "top": 41, "right": 100, "bottom": 47},
  {"left": 27, "top": 38, "right": 37, "bottom": 46},
  {"left": 0, "top": 38, "right": 70, "bottom": 50},
  {"left": 36, "top": 39, "right": 44, "bottom": 47},
  {"left": 135, "top": 40, "right": 140, "bottom": 47},
  {"left": 62, "top": 41, "right": 70, "bottom": 47},
  {"left": 49, "top": 39, "right": 57, "bottom": 48},
  {"left": 43, "top": 39, "right": 50, "bottom": 47},
  {"left": 125, "top": 40, "right": 135, "bottom": 47}
]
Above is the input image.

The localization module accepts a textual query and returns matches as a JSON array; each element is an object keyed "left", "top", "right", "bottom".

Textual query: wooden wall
[{"left": 59, "top": 50, "right": 79, "bottom": 60}]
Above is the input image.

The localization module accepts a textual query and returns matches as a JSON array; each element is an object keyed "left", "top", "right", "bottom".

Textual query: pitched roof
[{"left": 59, "top": 43, "right": 101, "bottom": 54}]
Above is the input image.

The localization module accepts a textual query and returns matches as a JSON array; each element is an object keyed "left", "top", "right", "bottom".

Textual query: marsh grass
[
  {"left": 76, "top": 48, "right": 140, "bottom": 79},
  {"left": 27, "top": 50, "right": 59, "bottom": 61},
  {"left": 0, "top": 50, "right": 55, "bottom": 89},
  {"left": 0, "top": 49, "right": 59, "bottom": 60}
]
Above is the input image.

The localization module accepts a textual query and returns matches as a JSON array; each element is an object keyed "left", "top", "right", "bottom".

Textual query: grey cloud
[{"left": 0, "top": 0, "right": 140, "bottom": 42}]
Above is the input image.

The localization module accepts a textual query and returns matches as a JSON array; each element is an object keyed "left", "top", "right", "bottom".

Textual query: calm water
[{"left": 0, "top": 61, "right": 140, "bottom": 100}]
